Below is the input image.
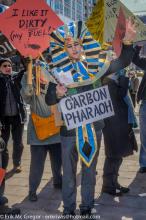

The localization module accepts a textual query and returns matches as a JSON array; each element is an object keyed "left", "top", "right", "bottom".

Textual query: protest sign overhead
[
  {"left": 0, "top": 4, "right": 16, "bottom": 57},
  {"left": 0, "top": 33, "right": 16, "bottom": 57},
  {"left": 0, "top": 0, "right": 63, "bottom": 58},
  {"left": 60, "top": 86, "right": 114, "bottom": 130},
  {"left": 86, "top": 0, "right": 146, "bottom": 44}
]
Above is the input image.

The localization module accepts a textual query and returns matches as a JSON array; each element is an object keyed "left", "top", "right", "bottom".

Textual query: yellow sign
[
  {"left": 86, "top": 0, "right": 104, "bottom": 44},
  {"left": 86, "top": 0, "right": 146, "bottom": 44}
]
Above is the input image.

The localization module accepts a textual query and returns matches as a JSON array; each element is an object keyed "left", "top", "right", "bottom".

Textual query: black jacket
[
  {"left": 103, "top": 44, "right": 135, "bottom": 78},
  {"left": 102, "top": 77, "right": 137, "bottom": 157},
  {"left": 0, "top": 70, "right": 26, "bottom": 123},
  {"left": 132, "top": 46, "right": 146, "bottom": 103}
]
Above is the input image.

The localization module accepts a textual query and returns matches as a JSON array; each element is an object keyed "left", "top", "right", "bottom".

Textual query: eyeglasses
[{"left": 2, "top": 64, "right": 12, "bottom": 68}]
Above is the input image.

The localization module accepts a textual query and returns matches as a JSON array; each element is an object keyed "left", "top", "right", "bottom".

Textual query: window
[
  {"left": 54, "top": 0, "right": 63, "bottom": 14},
  {"left": 64, "top": 0, "right": 71, "bottom": 18},
  {"left": 72, "top": 1, "right": 75, "bottom": 20},
  {"left": 46, "top": 0, "right": 51, "bottom": 6},
  {"left": 76, "top": 0, "right": 83, "bottom": 20}
]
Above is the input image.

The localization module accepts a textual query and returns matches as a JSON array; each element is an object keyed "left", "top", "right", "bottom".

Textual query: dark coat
[
  {"left": 0, "top": 70, "right": 26, "bottom": 123},
  {"left": 102, "top": 77, "right": 137, "bottom": 158},
  {"left": 132, "top": 45, "right": 146, "bottom": 103}
]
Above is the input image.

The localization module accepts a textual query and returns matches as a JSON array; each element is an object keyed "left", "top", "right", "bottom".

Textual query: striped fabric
[
  {"left": 0, "top": 4, "right": 8, "bottom": 14},
  {"left": 50, "top": 21, "right": 108, "bottom": 81}
]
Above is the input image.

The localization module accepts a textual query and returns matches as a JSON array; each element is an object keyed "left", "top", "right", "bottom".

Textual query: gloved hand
[
  {"left": 0, "top": 137, "right": 5, "bottom": 153},
  {"left": 24, "top": 57, "right": 32, "bottom": 65},
  {"left": 16, "top": 51, "right": 32, "bottom": 70},
  {"left": 134, "top": 45, "right": 142, "bottom": 54}
]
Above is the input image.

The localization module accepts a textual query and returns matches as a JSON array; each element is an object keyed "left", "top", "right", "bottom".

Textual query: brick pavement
[{"left": 4, "top": 116, "right": 146, "bottom": 220}]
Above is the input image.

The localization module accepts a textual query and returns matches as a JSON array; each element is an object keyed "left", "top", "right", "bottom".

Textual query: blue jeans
[
  {"left": 139, "top": 100, "right": 146, "bottom": 167},
  {"left": 29, "top": 143, "right": 62, "bottom": 192},
  {"left": 61, "top": 130, "right": 102, "bottom": 214}
]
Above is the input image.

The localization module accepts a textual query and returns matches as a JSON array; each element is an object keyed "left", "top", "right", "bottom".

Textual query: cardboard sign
[
  {"left": 0, "top": 0, "right": 63, "bottom": 58},
  {"left": 60, "top": 85, "right": 114, "bottom": 130},
  {"left": 112, "top": 7, "right": 126, "bottom": 57},
  {"left": 0, "top": 4, "right": 16, "bottom": 57},
  {"left": 0, "top": 33, "right": 16, "bottom": 57}
]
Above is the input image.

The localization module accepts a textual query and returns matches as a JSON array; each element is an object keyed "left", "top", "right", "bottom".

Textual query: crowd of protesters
[{"left": 0, "top": 2, "right": 146, "bottom": 219}]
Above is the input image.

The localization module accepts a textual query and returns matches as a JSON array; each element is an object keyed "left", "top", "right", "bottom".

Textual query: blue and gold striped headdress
[{"left": 50, "top": 21, "right": 108, "bottom": 81}]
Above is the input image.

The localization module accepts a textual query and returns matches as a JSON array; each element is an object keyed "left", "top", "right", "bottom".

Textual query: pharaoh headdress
[
  {"left": 49, "top": 21, "right": 110, "bottom": 167},
  {"left": 0, "top": 4, "right": 8, "bottom": 13},
  {"left": 50, "top": 21, "right": 110, "bottom": 86}
]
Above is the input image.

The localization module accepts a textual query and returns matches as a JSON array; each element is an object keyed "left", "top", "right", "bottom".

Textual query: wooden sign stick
[{"left": 27, "top": 56, "right": 32, "bottom": 85}]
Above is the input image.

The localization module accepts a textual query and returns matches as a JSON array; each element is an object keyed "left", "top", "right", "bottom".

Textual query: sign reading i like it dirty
[{"left": 0, "top": 0, "right": 63, "bottom": 58}]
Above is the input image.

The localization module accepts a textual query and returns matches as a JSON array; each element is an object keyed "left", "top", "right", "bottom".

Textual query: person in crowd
[
  {"left": 101, "top": 68, "right": 138, "bottom": 196},
  {"left": 21, "top": 60, "right": 62, "bottom": 202},
  {"left": 0, "top": 58, "right": 26, "bottom": 173},
  {"left": 45, "top": 20, "right": 136, "bottom": 217},
  {"left": 132, "top": 45, "right": 146, "bottom": 173},
  {"left": 128, "top": 70, "right": 139, "bottom": 108},
  {"left": 0, "top": 121, "right": 21, "bottom": 216}
]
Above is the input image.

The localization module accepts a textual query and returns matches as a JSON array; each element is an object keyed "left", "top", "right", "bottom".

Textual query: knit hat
[{"left": 0, "top": 58, "right": 12, "bottom": 66}]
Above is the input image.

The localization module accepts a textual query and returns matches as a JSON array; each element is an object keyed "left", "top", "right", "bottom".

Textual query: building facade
[
  {"left": 46, "top": 0, "right": 96, "bottom": 23},
  {"left": 0, "top": 0, "right": 15, "bottom": 5}
]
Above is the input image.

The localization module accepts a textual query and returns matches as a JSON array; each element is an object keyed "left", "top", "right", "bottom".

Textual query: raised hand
[
  {"left": 123, "top": 17, "right": 136, "bottom": 42},
  {"left": 56, "top": 84, "right": 67, "bottom": 98}
]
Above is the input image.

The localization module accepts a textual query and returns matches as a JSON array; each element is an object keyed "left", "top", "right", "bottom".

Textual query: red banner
[{"left": 0, "top": 0, "right": 63, "bottom": 58}]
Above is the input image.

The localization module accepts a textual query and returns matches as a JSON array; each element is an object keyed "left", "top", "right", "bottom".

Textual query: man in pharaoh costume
[{"left": 45, "top": 20, "right": 136, "bottom": 217}]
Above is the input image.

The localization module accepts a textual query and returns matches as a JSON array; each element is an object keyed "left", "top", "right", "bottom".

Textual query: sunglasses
[{"left": 2, "top": 64, "right": 12, "bottom": 68}]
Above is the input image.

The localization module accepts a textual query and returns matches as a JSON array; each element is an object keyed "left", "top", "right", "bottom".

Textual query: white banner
[{"left": 60, "top": 85, "right": 115, "bottom": 130}]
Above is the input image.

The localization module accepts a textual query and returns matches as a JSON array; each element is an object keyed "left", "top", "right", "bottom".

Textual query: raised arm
[
  {"left": 21, "top": 73, "right": 34, "bottom": 104},
  {"left": 45, "top": 82, "right": 67, "bottom": 106},
  {"left": 102, "top": 43, "right": 134, "bottom": 79},
  {"left": 45, "top": 82, "right": 58, "bottom": 106},
  {"left": 105, "top": 44, "right": 135, "bottom": 77},
  {"left": 103, "top": 17, "right": 136, "bottom": 78},
  {"left": 132, "top": 45, "right": 146, "bottom": 70}
]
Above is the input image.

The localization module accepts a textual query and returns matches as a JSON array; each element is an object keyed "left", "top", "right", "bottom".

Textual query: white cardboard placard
[{"left": 60, "top": 85, "right": 115, "bottom": 130}]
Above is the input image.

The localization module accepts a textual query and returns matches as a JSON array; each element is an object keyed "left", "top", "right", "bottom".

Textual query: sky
[{"left": 120, "top": 0, "right": 146, "bottom": 15}]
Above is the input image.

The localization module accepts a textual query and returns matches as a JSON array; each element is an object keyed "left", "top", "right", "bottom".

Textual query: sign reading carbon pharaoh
[
  {"left": 60, "top": 85, "right": 115, "bottom": 130},
  {"left": 0, "top": 0, "right": 63, "bottom": 58}
]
